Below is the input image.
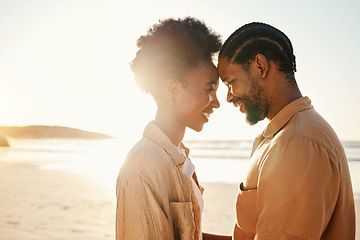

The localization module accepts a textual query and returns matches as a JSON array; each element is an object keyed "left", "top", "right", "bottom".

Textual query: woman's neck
[{"left": 154, "top": 109, "right": 185, "bottom": 146}]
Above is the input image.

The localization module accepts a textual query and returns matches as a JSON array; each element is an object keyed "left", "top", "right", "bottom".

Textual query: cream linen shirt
[
  {"left": 177, "top": 146, "right": 204, "bottom": 240},
  {"left": 116, "top": 121, "right": 203, "bottom": 240},
  {"left": 234, "top": 97, "right": 356, "bottom": 240}
]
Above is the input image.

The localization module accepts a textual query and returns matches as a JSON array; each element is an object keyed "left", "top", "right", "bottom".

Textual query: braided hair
[
  {"left": 131, "top": 17, "right": 222, "bottom": 98},
  {"left": 219, "top": 22, "right": 296, "bottom": 81}
]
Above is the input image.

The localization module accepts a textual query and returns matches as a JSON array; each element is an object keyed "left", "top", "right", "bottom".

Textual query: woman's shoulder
[
  {"left": 127, "top": 137, "right": 170, "bottom": 161},
  {"left": 117, "top": 137, "right": 182, "bottom": 195},
  {"left": 121, "top": 137, "right": 175, "bottom": 176}
]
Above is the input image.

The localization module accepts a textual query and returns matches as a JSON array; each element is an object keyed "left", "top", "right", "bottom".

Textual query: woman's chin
[{"left": 188, "top": 123, "right": 205, "bottom": 132}]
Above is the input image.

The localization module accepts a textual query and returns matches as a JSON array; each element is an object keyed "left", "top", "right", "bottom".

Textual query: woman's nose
[{"left": 212, "top": 94, "right": 220, "bottom": 109}]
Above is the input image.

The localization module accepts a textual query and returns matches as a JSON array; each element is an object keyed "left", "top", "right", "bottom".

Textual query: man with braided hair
[{"left": 218, "top": 22, "right": 355, "bottom": 239}]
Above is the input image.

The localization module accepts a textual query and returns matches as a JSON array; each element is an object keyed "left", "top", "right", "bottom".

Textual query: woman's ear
[
  {"left": 164, "top": 78, "right": 180, "bottom": 96},
  {"left": 255, "top": 54, "right": 269, "bottom": 78},
  {"left": 164, "top": 78, "right": 180, "bottom": 107}
]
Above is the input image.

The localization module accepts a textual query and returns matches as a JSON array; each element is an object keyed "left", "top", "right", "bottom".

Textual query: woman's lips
[
  {"left": 202, "top": 112, "right": 210, "bottom": 118},
  {"left": 202, "top": 110, "right": 214, "bottom": 121}
]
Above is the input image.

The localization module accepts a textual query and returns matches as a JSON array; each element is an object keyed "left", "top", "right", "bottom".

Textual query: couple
[{"left": 116, "top": 17, "right": 355, "bottom": 240}]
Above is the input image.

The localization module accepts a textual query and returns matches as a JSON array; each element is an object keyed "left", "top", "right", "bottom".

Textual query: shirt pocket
[
  {"left": 169, "top": 201, "right": 195, "bottom": 240},
  {"left": 235, "top": 182, "right": 257, "bottom": 238}
]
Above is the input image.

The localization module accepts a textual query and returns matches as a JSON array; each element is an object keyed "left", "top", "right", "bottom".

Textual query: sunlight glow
[{"left": 0, "top": 0, "right": 359, "bottom": 140}]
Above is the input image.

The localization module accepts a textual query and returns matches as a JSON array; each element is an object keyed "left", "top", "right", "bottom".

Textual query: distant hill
[
  {"left": 0, "top": 125, "right": 114, "bottom": 140},
  {"left": 0, "top": 134, "right": 9, "bottom": 147}
]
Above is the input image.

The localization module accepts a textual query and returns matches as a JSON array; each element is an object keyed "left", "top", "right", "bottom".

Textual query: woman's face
[{"left": 173, "top": 61, "right": 220, "bottom": 132}]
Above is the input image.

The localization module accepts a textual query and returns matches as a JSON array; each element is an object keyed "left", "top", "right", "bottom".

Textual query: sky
[{"left": 1, "top": 0, "right": 359, "bottom": 144}]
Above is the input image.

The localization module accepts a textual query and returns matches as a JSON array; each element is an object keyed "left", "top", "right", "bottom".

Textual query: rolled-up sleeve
[
  {"left": 255, "top": 135, "right": 340, "bottom": 239},
  {"left": 116, "top": 175, "right": 174, "bottom": 240}
]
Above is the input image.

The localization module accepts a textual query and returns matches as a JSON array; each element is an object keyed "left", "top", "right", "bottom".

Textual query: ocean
[{"left": 1, "top": 138, "right": 360, "bottom": 196}]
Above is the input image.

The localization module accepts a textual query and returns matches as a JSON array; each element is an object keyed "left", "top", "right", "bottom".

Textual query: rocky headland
[{"left": 0, "top": 126, "right": 113, "bottom": 147}]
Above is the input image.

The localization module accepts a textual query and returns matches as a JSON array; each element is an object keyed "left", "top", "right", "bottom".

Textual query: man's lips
[
  {"left": 233, "top": 99, "right": 246, "bottom": 113},
  {"left": 232, "top": 98, "right": 242, "bottom": 107}
]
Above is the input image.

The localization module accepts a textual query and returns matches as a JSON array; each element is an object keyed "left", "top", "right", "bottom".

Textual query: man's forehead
[
  {"left": 218, "top": 58, "right": 233, "bottom": 81},
  {"left": 217, "top": 57, "right": 231, "bottom": 67}
]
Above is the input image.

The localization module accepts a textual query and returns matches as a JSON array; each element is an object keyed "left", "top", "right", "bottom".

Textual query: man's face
[{"left": 217, "top": 57, "right": 269, "bottom": 125}]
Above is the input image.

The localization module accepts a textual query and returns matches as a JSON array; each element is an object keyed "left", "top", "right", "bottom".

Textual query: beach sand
[
  {"left": 0, "top": 162, "right": 115, "bottom": 240},
  {"left": 0, "top": 162, "right": 358, "bottom": 239}
]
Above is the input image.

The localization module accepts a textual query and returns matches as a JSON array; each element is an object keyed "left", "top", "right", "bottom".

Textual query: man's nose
[{"left": 227, "top": 87, "right": 235, "bottom": 103}]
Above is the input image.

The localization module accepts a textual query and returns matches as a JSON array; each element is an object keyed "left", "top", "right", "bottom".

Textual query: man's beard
[{"left": 242, "top": 79, "right": 269, "bottom": 125}]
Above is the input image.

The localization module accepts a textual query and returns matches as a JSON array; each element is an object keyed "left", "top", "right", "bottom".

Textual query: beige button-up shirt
[
  {"left": 234, "top": 97, "right": 355, "bottom": 240},
  {"left": 116, "top": 121, "right": 203, "bottom": 240}
]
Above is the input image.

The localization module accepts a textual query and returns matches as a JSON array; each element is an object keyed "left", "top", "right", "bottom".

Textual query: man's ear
[{"left": 255, "top": 54, "right": 269, "bottom": 78}]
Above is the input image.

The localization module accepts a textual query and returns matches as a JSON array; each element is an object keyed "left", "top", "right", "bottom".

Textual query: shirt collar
[
  {"left": 143, "top": 121, "right": 187, "bottom": 166},
  {"left": 262, "top": 96, "right": 313, "bottom": 138}
]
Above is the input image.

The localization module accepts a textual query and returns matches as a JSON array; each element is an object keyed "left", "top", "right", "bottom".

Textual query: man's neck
[{"left": 267, "top": 81, "right": 303, "bottom": 120}]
